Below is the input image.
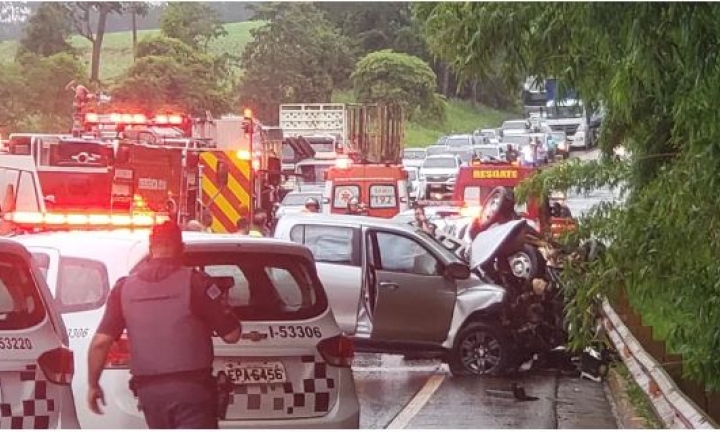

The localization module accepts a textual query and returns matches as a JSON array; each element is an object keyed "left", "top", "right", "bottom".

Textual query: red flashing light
[
  {"left": 168, "top": 115, "right": 183, "bottom": 125},
  {"left": 243, "top": 108, "right": 253, "bottom": 119},
  {"left": 155, "top": 115, "right": 168, "bottom": 124},
  {"left": 252, "top": 159, "right": 261, "bottom": 171},
  {"left": 335, "top": 157, "right": 352, "bottom": 169},
  {"left": 4, "top": 211, "right": 168, "bottom": 229},
  {"left": 85, "top": 113, "right": 99, "bottom": 123}
]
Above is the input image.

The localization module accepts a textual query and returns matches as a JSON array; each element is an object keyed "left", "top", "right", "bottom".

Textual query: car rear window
[
  {"left": 185, "top": 252, "right": 328, "bottom": 321},
  {"left": 0, "top": 252, "right": 46, "bottom": 330},
  {"left": 31, "top": 253, "right": 110, "bottom": 314}
]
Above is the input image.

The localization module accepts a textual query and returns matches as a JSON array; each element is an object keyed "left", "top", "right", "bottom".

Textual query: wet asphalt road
[
  {"left": 351, "top": 149, "right": 619, "bottom": 429},
  {"left": 351, "top": 354, "right": 618, "bottom": 429}
]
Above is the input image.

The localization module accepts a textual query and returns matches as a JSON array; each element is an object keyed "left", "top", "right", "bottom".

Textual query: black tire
[
  {"left": 448, "top": 322, "right": 513, "bottom": 377},
  {"left": 507, "top": 244, "right": 545, "bottom": 280}
]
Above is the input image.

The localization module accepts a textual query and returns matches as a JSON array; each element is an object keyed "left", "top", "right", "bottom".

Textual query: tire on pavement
[{"left": 448, "top": 322, "right": 513, "bottom": 377}]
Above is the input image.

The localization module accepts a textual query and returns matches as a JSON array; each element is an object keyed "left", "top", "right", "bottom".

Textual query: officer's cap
[{"left": 150, "top": 220, "right": 183, "bottom": 248}]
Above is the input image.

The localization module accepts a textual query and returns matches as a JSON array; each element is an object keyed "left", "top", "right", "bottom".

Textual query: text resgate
[{"left": 472, "top": 169, "right": 519, "bottom": 179}]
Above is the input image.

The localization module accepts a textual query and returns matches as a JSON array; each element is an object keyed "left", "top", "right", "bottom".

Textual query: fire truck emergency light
[
  {"left": 243, "top": 108, "right": 253, "bottom": 119},
  {"left": 236, "top": 150, "right": 252, "bottom": 160},
  {"left": 335, "top": 158, "right": 352, "bottom": 169}
]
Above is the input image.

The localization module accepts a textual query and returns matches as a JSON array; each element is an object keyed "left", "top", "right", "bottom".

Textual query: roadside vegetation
[
  {"left": 416, "top": 2, "right": 720, "bottom": 391},
  {"left": 0, "top": 2, "right": 518, "bottom": 146}
]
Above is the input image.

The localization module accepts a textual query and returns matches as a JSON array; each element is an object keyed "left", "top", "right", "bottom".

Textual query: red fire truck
[{"left": 452, "top": 160, "right": 576, "bottom": 237}]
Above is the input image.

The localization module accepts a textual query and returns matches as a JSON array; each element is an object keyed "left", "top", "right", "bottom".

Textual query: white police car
[
  {"left": 15, "top": 231, "right": 359, "bottom": 429},
  {"left": 0, "top": 239, "right": 80, "bottom": 429}
]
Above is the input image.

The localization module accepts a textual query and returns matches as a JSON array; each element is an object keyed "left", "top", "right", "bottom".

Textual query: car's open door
[{"left": 364, "top": 228, "right": 455, "bottom": 343}]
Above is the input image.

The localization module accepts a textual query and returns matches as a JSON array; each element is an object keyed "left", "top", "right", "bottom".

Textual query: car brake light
[
  {"left": 317, "top": 334, "right": 354, "bottom": 368},
  {"left": 105, "top": 334, "right": 130, "bottom": 369},
  {"left": 38, "top": 347, "right": 74, "bottom": 385}
]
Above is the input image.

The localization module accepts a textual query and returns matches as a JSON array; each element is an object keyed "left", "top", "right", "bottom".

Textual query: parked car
[
  {"left": 0, "top": 239, "right": 80, "bottom": 429},
  {"left": 425, "top": 144, "right": 448, "bottom": 157},
  {"left": 273, "top": 214, "right": 511, "bottom": 376},
  {"left": 500, "top": 119, "right": 531, "bottom": 137},
  {"left": 402, "top": 147, "right": 427, "bottom": 169},
  {"left": 404, "top": 167, "right": 421, "bottom": 201},
  {"left": 15, "top": 231, "right": 360, "bottom": 429},
  {"left": 419, "top": 154, "right": 462, "bottom": 196},
  {"left": 443, "top": 134, "right": 475, "bottom": 149}
]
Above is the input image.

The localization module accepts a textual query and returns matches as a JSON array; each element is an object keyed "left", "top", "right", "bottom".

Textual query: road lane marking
[
  {"left": 385, "top": 373, "right": 445, "bottom": 429},
  {"left": 353, "top": 365, "right": 447, "bottom": 373}
]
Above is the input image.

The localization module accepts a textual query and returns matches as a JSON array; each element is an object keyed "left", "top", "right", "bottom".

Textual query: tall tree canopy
[
  {"left": 112, "top": 36, "right": 233, "bottom": 116},
  {"left": 159, "top": 2, "right": 227, "bottom": 51},
  {"left": 416, "top": 2, "right": 720, "bottom": 389},
  {"left": 351, "top": 50, "right": 445, "bottom": 122},
  {"left": 16, "top": 2, "right": 72, "bottom": 58},
  {"left": 237, "top": 2, "right": 354, "bottom": 123},
  {"left": 63, "top": 2, "right": 126, "bottom": 82}
]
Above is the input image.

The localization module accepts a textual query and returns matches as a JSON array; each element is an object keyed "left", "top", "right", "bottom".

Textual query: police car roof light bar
[{"left": 4, "top": 211, "right": 168, "bottom": 229}]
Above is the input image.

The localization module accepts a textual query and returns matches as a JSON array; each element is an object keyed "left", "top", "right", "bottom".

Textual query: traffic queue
[{"left": 0, "top": 103, "right": 604, "bottom": 429}]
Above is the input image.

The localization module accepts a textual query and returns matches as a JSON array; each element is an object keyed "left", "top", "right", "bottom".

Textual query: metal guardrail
[{"left": 602, "top": 299, "right": 719, "bottom": 429}]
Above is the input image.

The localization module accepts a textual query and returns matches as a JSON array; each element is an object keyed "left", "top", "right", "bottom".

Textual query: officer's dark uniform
[{"left": 96, "top": 237, "right": 240, "bottom": 428}]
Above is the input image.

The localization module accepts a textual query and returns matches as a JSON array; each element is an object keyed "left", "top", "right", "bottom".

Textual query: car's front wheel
[{"left": 448, "top": 322, "right": 512, "bottom": 376}]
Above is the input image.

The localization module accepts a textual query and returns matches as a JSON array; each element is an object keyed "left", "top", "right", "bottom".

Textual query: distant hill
[{"left": 0, "top": 20, "right": 263, "bottom": 83}]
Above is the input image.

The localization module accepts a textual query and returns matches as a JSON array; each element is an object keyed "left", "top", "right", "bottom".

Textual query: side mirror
[
  {"left": 216, "top": 160, "right": 229, "bottom": 187},
  {"left": 444, "top": 262, "right": 470, "bottom": 280}
]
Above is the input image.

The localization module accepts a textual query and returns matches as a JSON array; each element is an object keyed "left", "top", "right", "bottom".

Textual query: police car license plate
[{"left": 224, "top": 361, "right": 287, "bottom": 385}]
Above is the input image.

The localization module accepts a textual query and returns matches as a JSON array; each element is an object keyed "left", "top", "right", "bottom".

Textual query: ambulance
[{"left": 322, "top": 103, "right": 410, "bottom": 218}]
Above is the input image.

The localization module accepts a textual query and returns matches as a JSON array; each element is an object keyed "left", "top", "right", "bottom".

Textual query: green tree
[
  {"left": 63, "top": 2, "right": 125, "bottom": 82},
  {"left": 16, "top": 2, "right": 73, "bottom": 58},
  {"left": 112, "top": 36, "right": 233, "bottom": 116},
  {"left": 351, "top": 50, "right": 445, "bottom": 122},
  {"left": 159, "top": 2, "right": 227, "bottom": 51},
  {"left": 416, "top": 2, "right": 720, "bottom": 389},
  {"left": 0, "top": 61, "right": 29, "bottom": 133},
  {"left": 128, "top": 2, "right": 149, "bottom": 58},
  {"left": 237, "top": 3, "right": 354, "bottom": 123},
  {"left": 1, "top": 52, "right": 86, "bottom": 133}
]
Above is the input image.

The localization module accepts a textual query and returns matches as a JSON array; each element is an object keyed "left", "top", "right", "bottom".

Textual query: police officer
[
  {"left": 346, "top": 197, "right": 360, "bottom": 215},
  {"left": 87, "top": 221, "right": 242, "bottom": 429},
  {"left": 302, "top": 197, "right": 320, "bottom": 213}
]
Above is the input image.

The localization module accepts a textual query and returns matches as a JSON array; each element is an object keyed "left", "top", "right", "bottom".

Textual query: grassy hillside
[
  {"left": 333, "top": 90, "right": 519, "bottom": 147},
  {"left": 0, "top": 21, "right": 263, "bottom": 83},
  {"left": 0, "top": 20, "right": 519, "bottom": 145}
]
